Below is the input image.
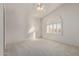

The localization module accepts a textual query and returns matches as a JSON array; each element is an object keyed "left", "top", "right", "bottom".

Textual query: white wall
[
  {"left": 0, "top": 4, "right": 3, "bottom": 56},
  {"left": 42, "top": 4, "right": 79, "bottom": 46},
  {"left": 5, "top": 4, "right": 41, "bottom": 44}
]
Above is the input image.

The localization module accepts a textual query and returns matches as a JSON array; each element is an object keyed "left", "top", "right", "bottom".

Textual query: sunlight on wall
[
  {"left": 57, "top": 23, "right": 61, "bottom": 32},
  {"left": 28, "top": 26, "right": 36, "bottom": 40},
  {"left": 33, "top": 32, "right": 36, "bottom": 40},
  {"left": 46, "top": 25, "right": 50, "bottom": 33},
  {"left": 28, "top": 26, "right": 35, "bottom": 33},
  {"left": 53, "top": 24, "right": 57, "bottom": 33}
]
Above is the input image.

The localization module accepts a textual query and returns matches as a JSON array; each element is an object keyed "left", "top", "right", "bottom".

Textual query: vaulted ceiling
[
  {"left": 5, "top": 3, "right": 63, "bottom": 19},
  {"left": 31, "top": 3, "right": 63, "bottom": 18}
]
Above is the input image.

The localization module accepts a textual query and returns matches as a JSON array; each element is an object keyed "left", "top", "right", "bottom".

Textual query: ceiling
[
  {"left": 30, "top": 3, "right": 63, "bottom": 18},
  {"left": 5, "top": 3, "right": 63, "bottom": 19}
]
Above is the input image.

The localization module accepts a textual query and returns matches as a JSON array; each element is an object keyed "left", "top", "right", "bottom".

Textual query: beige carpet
[{"left": 5, "top": 39, "right": 79, "bottom": 56}]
